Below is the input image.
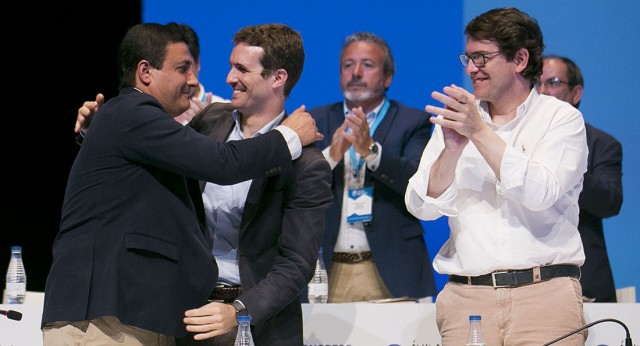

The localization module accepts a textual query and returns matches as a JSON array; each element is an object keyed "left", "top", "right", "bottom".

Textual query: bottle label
[
  {"left": 5, "top": 282, "right": 26, "bottom": 293},
  {"left": 308, "top": 283, "right": 328, "bottom": 295}
]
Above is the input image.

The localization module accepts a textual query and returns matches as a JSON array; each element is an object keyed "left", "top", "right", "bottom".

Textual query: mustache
[{"left": 347, "top": 79, "right": 367, "bottom": 88}]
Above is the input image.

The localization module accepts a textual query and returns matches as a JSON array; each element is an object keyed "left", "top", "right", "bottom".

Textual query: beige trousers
[
  {"left": 42, "top": 316, "right": 175, "bottom": 346},
  {"left": 328, "top": 259, "right": 392, "bottom": 303},
  {"left": 436, "top": 277, "right": 587, "bottom": 345}
]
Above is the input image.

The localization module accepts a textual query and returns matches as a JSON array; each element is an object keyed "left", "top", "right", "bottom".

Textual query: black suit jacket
[
  {"left": 578, "top": 123, "right": 623, "bottom": 302},
  {"left": 189, "top": 103, "right": 333, "bottom": 344},
  {"left": 43, "top": 88, "right": 294, "bottom": 337},
  {"left": 309, "top": 100, "right": 437, "bottom": 299}
]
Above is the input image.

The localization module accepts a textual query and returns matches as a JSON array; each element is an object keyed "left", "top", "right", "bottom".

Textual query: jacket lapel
[
  {"left": 239, "top": 112, "right": 288, "bottom": 234},
  {"left": 371, "top": 101, "right": 397, "bottom": 144}
]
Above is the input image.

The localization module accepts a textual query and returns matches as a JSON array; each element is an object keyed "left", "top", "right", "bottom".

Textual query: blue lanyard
[{"left": 348, "top": 99, "right": 390, "bottom": 176}]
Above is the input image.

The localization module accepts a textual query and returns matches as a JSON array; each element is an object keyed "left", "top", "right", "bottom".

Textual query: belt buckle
[{"left": 491, "top": 270, "right": 511, "bottom": 288}]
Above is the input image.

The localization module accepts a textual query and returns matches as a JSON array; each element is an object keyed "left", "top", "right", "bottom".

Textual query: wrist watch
[
  {"left": 366, "top": 141, "right": 379, "bottom": 159},
  {"left": 231, "top": 299, "right": 248, "bottom": 316}
]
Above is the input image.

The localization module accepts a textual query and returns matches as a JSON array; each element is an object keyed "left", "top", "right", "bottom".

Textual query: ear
[
  {"left": 384, "top": 73, "right": 393, "bottom": 89},
  {"left": 273, "top": 68, "right": 288, "bottom": 89},
  {"left": 514, "top": 48, "right": 529, "bottom": 73},
  {"left": 138, "top": 60, "right": 152, "bottom": 86},
  {"left": 571, "top": 84, "right": 583, "bottom": 106}
]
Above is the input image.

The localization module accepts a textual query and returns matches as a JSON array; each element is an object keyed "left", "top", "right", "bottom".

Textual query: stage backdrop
[{"left": 143, "top": 0, "right": 639, "bottom": 301}]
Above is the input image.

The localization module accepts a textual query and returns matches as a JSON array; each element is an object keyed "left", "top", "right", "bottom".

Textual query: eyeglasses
[
  {"left": 459, "top": 51, "right": 502, "bottom": 67},
  {"left": 536, "top": 77, "right": 571, "bottom": 89}
]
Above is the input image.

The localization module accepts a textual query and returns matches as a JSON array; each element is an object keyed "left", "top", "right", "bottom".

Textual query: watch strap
[
  {"left": 231, "top": 299, "right": 248, "bottom": 316},
  {"left": 365, "top": 142, "right": 379, "bottom": 159}
]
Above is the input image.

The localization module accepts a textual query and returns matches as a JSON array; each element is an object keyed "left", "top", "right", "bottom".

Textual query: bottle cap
[
  {"left": 238, "top": 315, "right": 252, "bottom": 323},
  {"left": 11, "top": 246, "right": 22, "bottom": 252},
  {"left": 469, "top": 315, "right": 481, "bottom": 321}
]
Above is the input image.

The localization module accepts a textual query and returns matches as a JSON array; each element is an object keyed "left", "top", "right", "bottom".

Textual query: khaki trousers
[
  {"left": 328, "top": 259, "right": 392, "bottom": 303},
  {"left": 436, "top": 277, "right": 587, "bottom": 345},
  {"left": 42, "top": 316, "right": 175, "bottom": 346}
]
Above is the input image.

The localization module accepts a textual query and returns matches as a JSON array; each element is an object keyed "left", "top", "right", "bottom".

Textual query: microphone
[
  {"left": 0, "top": 308, "right": 23, "bottom": 321},
  {"left": 542, "top": 318, "right": 632, "bottom": 346}
]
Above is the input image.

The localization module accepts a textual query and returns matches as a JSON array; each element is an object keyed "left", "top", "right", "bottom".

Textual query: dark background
[{"left": 2, "top": 2, "right": 142, "bottom": 292}]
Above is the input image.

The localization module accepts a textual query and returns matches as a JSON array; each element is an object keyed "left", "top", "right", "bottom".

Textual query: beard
[{"left": 343, "top": 89, "right": 376, "bottom": 103}]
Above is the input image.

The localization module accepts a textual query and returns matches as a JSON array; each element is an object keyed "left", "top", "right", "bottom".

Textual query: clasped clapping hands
[
  {"left": 425, "top": 84, "right": 487, "bottom": 150},
  {"left": 329, "top": 106, "right": 372, "bottom": 161}
]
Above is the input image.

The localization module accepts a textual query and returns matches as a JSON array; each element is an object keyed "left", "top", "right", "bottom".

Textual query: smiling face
[
  {"left": 463, "top": 38, "right": 514, "bottom": 104},
  {"left": 340, "top": 41, "right": 392, "bottom": 111},
  {"left": 226, "top": 43, "right": 275, "bottom": 115},
  {"left": 147, "top": 42, "right": 199, "bottom": 117},
  {"left": 462, "top": 37, "right": 534, "bottom": 116}
]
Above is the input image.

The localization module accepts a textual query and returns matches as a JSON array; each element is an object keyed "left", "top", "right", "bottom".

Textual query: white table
[
  {"left": 1, "top": 303, "right": 43, "bottom": 346},
  {"left": 2, "top": 302, "right": 638, "bottom": 346},
  {"left": 302, "top": 303, "right": 639, "bottom": 346}
]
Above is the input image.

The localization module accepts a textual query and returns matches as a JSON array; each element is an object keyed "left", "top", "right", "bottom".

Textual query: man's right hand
[
  {"left": 74, "top": 93, "right": 104, "bottom": 133},
  {"left": 282, "top": 105, "right": 324, "bottom": 146},
  {"left": 183, "top": 301, "right": 237, "bottom": 340}
]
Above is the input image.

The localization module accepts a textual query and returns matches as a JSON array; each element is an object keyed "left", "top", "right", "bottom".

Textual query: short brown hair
[
  {"left": 465, "top": 7, "right": 544, "bottom": 86},
  {"left": 233, "top": 24, "right": 304, "bottom": 97}
]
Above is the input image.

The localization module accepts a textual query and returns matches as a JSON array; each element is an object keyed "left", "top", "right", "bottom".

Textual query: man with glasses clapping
[{"left": 405, "top": 7, "right": 589, "bottom": 345}]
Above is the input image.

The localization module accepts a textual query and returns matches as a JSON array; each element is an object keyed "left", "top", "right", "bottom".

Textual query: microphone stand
[{"left": 542, "top": 318, "right": 632, "bottom": 346}]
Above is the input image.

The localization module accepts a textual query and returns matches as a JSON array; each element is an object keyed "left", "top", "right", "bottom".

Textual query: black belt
[
  {"left": 209, "top": 284, "right": 242, "bottom": 302},
  {"left": 449, "top": 265, "right": 580, "bottom": 288},
  {"left": 332, "top": 251, "right": 372, "bottom": 263}
]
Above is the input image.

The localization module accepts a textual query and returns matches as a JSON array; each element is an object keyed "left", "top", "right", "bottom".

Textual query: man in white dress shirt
[{"left": 405, "top": 7, "right": 588, "bottom": 345}]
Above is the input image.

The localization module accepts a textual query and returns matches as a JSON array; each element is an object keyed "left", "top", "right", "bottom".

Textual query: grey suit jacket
[{"left": 189, "top": 102, "right": 333, "bottom": 344}]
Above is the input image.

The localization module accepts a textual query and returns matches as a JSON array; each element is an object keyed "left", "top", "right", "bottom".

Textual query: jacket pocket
[{"left": 124, "top": 233, "right": 178, "bottom": 261}]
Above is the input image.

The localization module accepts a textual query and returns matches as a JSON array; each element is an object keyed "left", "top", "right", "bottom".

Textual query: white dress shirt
[
  {"left": 203, "top": 110, "right": 286, "bottom": 284},
  {"left": 323, "top": 100, "right": 384, "bottom": 253},
  {"left": 405, "top": 89, "right": 588, "bottom": 276}
]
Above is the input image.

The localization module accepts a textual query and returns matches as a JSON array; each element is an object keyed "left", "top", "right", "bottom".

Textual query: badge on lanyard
[
  {"left": 344, "top": 99, "right": 387, "bottom": 224},
  {"left": 346, "top": 186, "right": 373, "bottom": 223}
]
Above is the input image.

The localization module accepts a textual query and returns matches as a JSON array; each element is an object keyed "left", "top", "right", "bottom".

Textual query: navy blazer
[
  {"left": 43, "top": 88, "right": 294, "bottom": 337},
  {"left": 578, "top": 123, "right": 623, "bottom": 302},
  {"left": 188, "top": 103, "right": 333, "bottom": 345},
  {"left": 309, "top": 100, "right": 437, "bottom": 299}
]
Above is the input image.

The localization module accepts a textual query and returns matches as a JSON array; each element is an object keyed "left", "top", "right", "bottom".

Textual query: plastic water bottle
[
  {"left": 466, "top": 315, "right": 486, "bottom": 346},
  {"left": 234, "top": 315, "right": 255, "bottom": 346},
  {"left": 307, "top": 247, "right": 329, "bottom": 303},
  {"left": 5, "top": 246, "right": 27, "bottom": 304}
]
